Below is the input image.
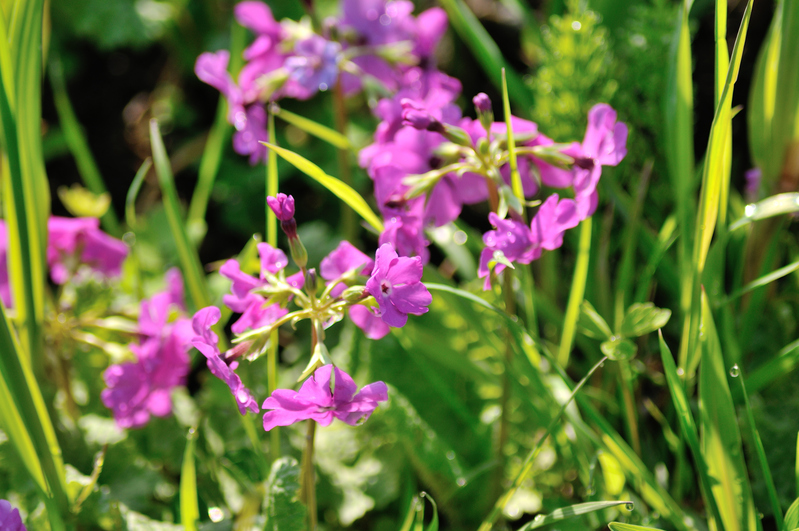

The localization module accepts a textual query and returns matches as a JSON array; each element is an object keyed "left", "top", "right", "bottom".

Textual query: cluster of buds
[{"left": 190, "top": 194, "right": 432, "bottom": 430}]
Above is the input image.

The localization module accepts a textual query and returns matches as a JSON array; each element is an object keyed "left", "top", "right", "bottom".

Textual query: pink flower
[
  {"left": 47, "top": 216, "right": 128, "bottom": 284},
  {"left": 365, "top": 243, "right": 431, "bottom": 327},
  {"left": 478, "top": 213, "right": 537, "bottom": 290},
  {"left": 102, "top": 272, "right": 193, "bottom": 429},
  {"left": 262, "top": 364, "right": 388, "bottom": 431},
  {"left": 530, "top": 194, "right": 580, "bottom": 251},
  {"left": 191, "top": 306, "right": 260, "bottom": 415},
  {"left": 348, "top": 305, "right": 390, "bottom": 339},
  {"left": 267, "top": 193, "right": 296, "bottom": 222},
  {"left": 320, "top": 241, "right": 373, "bottom": 297}
]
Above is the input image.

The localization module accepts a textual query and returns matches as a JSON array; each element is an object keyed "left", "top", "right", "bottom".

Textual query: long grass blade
[
  {"left": 501, "top": 69, "right": 523, "bottom": 209},
  {"left": 261, "top": 142, "right": 384, "bottom": 233},
  {"left": 558, "top": 217, "right": 592, "bottom": 367},
  {"left": 608, "top": 524, "right": 664, "bottom": 531},
  {"left": 266, "top": 108, "right": 280, "bottom": 463},
  {"left": 125, "top": 158, "right": 151, "bottom": 230},
  {"left": 149, "top": 119, "right": 211, "bottom": 312},
  {"left": 519, "top": 501, "right": 631, "bottom": 530},
  {"left": 180, "top": 428, "right": 200, "bottom": 531},
  {"left": 271, "top": 103, "right": 353, "bottom": 151},
  {"left": 722, "top": 256, "right": 799, "bottom": 303}
]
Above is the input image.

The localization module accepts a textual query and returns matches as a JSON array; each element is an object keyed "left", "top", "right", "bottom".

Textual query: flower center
[{"left": 380, "top": 278, "right": 393, "bottom": 296}]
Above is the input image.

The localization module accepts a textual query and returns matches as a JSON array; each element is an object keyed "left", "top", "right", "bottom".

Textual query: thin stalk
[
  {"left": 735, "top": 366, "right": 784, "bottom": 530},
  {"left": 478, "top": 356, "right": 608, "bottom": 531},
  {"left": 558, "top": 217, "right": 592, "bottom": 367},
  {"left": 333, "top": 81, "right": 356, "bottom": 241},
  {"left": 493, "top": 271, "right": 515, "bottom": 499},
  {"left": 301, "top": 322, "right": 319, "bottom": 530},
  {"left": 266, "top": 108, "right": 280, "bottom": 461},
  {"left": 618, "top": 360, "right": 640, "bottom": 455}
]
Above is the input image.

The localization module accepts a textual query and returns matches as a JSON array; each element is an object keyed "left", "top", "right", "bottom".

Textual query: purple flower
[
  {"left": 378, "top": 202, "right": 429, "bottom": 263},
  {"left": 0, "top": 500, "right": 25, "bottom": 531},
  {"left": 0, "top": 220, "right": 11, "bottom": 307},
  {"left": 473, "top": 92, "right": 492, "bottom": 113},
  {"left": 191, "top": 306, "right": 260, "bottom": 415},
  {"left": 478, "top": 213, "right": 537, "bottom": 290},
  {"left": 411, "top": 8, "right": 448, "bottom": 60},
  {"left": 284, "top": 36, "right": 342, "bottom": 95},
  {"left": 235, "top": 1, "right": 283, "bottom": 38},
  {"left": 745, "top": 167, "right": 761, "bottom": 200},
  {"left": 102, "top": 274, "right": 193, "bottom": 429},
  {"left": 262, "top": 364, "right": 388, "bottom": 431},
  {"left": 47, "top": 216, "right": 128, "bottom": 285},
  {"left": 231, "top": 104, "right": 269, "bottom": 165},
  {"left": 320, "top": 241, "right": 374, "bottom": 297},
  {"left": 194, "top": 50, "right": 246, "bottom": 129},
  {"left": 401, "top": 99, "right": 443, "bottom": 132},
  {"left": 365, "top": 243, "right": 431, "bottom": 327},
  {"left": 267, "top": 193, "right": 296, "bottom": 221},
  {"left": 348, "top": 305, "right": 390, "bottom": 339},
  {"left": 529, "top": 194, "right": 580, "bottom": 251}
]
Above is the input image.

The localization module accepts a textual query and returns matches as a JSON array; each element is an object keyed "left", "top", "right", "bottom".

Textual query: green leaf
[
  {"left": 620, "top": 303, "right": 672, "bottom": 338},
  {"left": 149, "top": 120, "right": 211, "bottom": 312},
  {"left": 600, "top": 338, "right": 637, "bottom": 361},
  {"left": 264, "top": 457, "right": 306, "bottom": 531},
  {"left": 180, "top": 429, "right": 199, "bottom": 531},
  {"left": 558, "top": 217, "right": 592, "bottom": 366},
  {"left": 608, "top": 524, "right": 665, "bottom": 531},
  {"left": 501, "top": 69, "right": 524, "bottom": 209},
  {"left": 261, "top": 142, "right": 384, "bottom": 233},
  {"left": 577, "top": 300, "right": 613, "bottom": 340},
  {"left": 125, "top": 159, "right": 151, "bottom": 230},
  {"left": 57, "top": 184, "right": 111, "bottom": 219},
  {"left": 786, "top": 497, "right": 799, "bottom": 530},
  {"left": 420, "top": 493, "right": 438, "bottom": 531},
  {"left": 698, "top": 292, "right": 757, "bottom": 531},
  {"left": 519, "top": 501, "right": 632, "bottom": 530},
  {"left": 729, "top": 192, "right": 799, "bottom": 231},
  {"left": 272, "top": 104, "right": 353, "bottom": 151}
]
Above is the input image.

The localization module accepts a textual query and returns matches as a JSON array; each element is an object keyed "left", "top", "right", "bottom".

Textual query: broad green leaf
[
  {"left": 577, "top": 300, "right": 612, "bottom": 340},
  {"left": 519, "top": 501, "right": 631, "bottom": 530},
  {"left": 437, "top": 0, "right": 534, "bottom": 115},
  {"left": 558, "top": 217, "right": 592, "bottom": 366},
  {"left": 149, "top": 120, "right": 211, "bottom": 312},
  {"left": 620, "top": 303, "right": 671, "bottom": 338},
  {"left": 699, "top": 293, "right": 757, "bottom": 531},
  {"left": 264, "top": 457, "right": 306, "bottom": 531},
  {"left": 272, "top": 104, "right": 353, "bottom": 151},
  {"left": 786, "top": 498, "right": 799, "bottom": 531},
  {"left": 50, "top": 58, "right": 120, "bottom": 234},
  {"left": 180, "top": 429, "right": 199, "bottom": 531},
  {"left": 609, "top": 524, "right": 665, "bottom": 531},
  {"left": 600, "top": 338, "right": 637, "bottom": 361},
  {"left": 262, "top": 142, "right": 384, "bottom": 233},
  {"left": 659, "top": 331, "right": 723, "bottom": 528}
]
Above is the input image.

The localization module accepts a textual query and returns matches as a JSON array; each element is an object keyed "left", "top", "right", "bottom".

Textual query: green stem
[
  {"left": 333, "top": 81, "right": 356, "bottom": 242},
  {"left": 493, "top": 271, "right": 515, "bottom": 499},
  {"left": 267, "top": 330, "right": 279, "bottom": 462},
  {"left": 558, "top": 217, "right": 592, "bottom": 367},
  {"left": 302, "top": 419, "right": 318, "bottom": 531}
]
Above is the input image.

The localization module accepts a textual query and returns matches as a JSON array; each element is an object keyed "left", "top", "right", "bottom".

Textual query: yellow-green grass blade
[
  {"left": 266, "top": 109, "right": 280, "bottom": 463},
  {"left": 180, "top": 429, "right": 200, "bottom": 531},
  {"left": 658, "top": 331, "right": 723, "bottom": 528},
  {"left": 699, "top": 292, "right": 756, "bottom": 531},
  {"left": 733, "top": 365, "right": 784, "bottom": 530},
  {"left": 714, "top": 0, "right": 732, "bottom": 230},
  {"left": 609, "top": 524, "right": 665, "bottom": 531},
  {"left": 49, "top": 58, "right": 121, "bottom": 235},
  {"left": 741, "top": 338, "right": 799, "bottom": 396},
  {"left": 770, "top": 0, "right": 799, "bottom": 186},
  {"left": 0, "top": 0, "right": 46, "bottom": 362},
  {"left": 0, "top": 301, "right": 68, "bottom": 526},
  {"left": 518, "top": 501, "right": 631, "bottom": 530},
  {"left": 261, "top": 142, "right": 384, "bottom": 233},
  {"left": 149, "top": 120, "right": 211, "bottom": 312},
  {"left": 722, "top": 256, "right": 799, "bottom": 303},
  {"left": 501, "top": 69, "right": 524, "bottom": 210},
  {"left": 558, "top": 217, "right": 592, "bottom": 367},
  {"left": 271, "top": 104, "right": 353, "bottom": 152},
  {"left": 437, "top": 0, "right": 534, "bottom": 115},
  {"left": 187, "top": 22, "right": 245, "bottom": 238}
]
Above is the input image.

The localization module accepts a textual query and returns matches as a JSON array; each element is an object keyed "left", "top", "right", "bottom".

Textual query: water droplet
[
  {"left": 533, "top": 514, "right": 545, "bottom": 522},
  {"left": 599, "top": 361, "right": 605, "bottom": 368},
  {"left": 729, "top": 364, "right": 740, "bottom": 377},
  {"left": 571, "top": 21, "right": 582, "bottom": 31},
  {"left": 379, "top": 14, "right": 392, "bottom": 25},
  {"left": 456, "top": 477, "right": 466, "bottom": 487},
  {"left": 744, "top": 204, "right": 757, "bottom": 217},
  {"left": 676, "top": 368, "right": 685, "bottom": 377},
  {"left": 208, "top": 507, "right": 224, "bottom": 523},
  {"left": 188, "top": 427, "right": 196, "bottom": 436},
  {"left": 453, "top": 230, "right": 467, "bottom": 245},
  {"left": 507, "top": 507, "right": 520, "bottom": 518},
  {"left": 625, "top": 502, "right": 634, "bottom": 511},
  {"left": 446, "top": 451, "right": 455, "bottom": 460},
  {"left": 318, "top": 82, "right": 329, "bottom": 91},
  {"left": 585, "top": 486, "right": 595, "bottom": 496}
]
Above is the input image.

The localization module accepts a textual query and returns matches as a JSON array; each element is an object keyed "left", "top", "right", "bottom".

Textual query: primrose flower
[
  {"left": 529, "top": 194, "right": 580, "bottom": 251},
  {"left": 47, "top": 216, "right": 128, "bottom": 285},
  {"left": 366, "top": 243, "right": 431, "bottom": 327},
  {"left": 478, "top": 213, "right": 537, "bottom": 290},
  {"left": 267, "top": 193, "right": 295, "bottom": 222},
  {"left": 284, "top": 36, "right": 342, "bottom": 95},
  {"left": 320, "top": 241, "right": 374, "bottom": 297},
  {"left": 0, "top": 500, "right": 25, "bottom": 531},
  {"left": 191, "top": 306, "right": 260, "bottom": 415},
  {"left": 102, "top": 272, "right": 192, "bottom": 429},
  {"left": 262, "top": 364, "right": 388, "bottom": 431}
]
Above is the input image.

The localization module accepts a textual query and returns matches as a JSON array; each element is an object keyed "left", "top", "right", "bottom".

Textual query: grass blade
[
  {"left": 49, "top": 57, "right": 121, "bottom": 235},
  {"left": 501, "top": 69, "right": 524, "bottom": 209},
  {"left": 271, "top": 103, "right": 353, "bottom": 151},
  {"left": 558, "top": 217, "right": 592, "bottom": 367},
  {"left": 437, "top": 0, "right": 534, "bottom": 114},
  {"left": 180, "top": 428, "right": 200, "bottom": 531},
  {"left": 125, "top": 158, "right": 151, "bottom": 230},
  {"left": 698, "top": 291, "right": 756, "bottom": 531},
  {"left": 261, "top": 142, "right": 384, "bottom": 233},
  {"left": 149, "top": 119, "right": 211, "bottom": 312},
  {"left": 732, "top": 365, "right": 784, "bottom": 530},
  {"left": 723, "top": 256, "right": 799, "bottom": 303},
  {"left": 609, "top": 524, "right": 664, "bottom": 531},
  {"left": 266, "top": 108, "right": 280, "bottom": 463},
  {"left": 519, "top": 501, "right": 631, "bottom": 530}
]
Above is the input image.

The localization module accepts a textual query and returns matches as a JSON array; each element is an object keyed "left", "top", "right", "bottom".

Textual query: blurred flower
[
  {"left": 366, "top": 243, "right": 431, "bottom": 327},
  {"left": 745, "top": 167, "right": 762, "bottom": 201},
  {"left": 0, "top": 220, "right": 11, "bottom": 308},
  {"left": 47, "top": 216, "right": 128, "bottom": 285},
  {"left": 478, "top": 213, "right": 536, "bottom": 289},
  {"left": 102, "top": 271, "right": 192, "bottom": 429},
  {"left": 529, "top": 194, "right": 580, "bottom": 251},
  {"left": 284, "top": 36, "right": 342, "bottom": 95},
  {"left": 262, "top": 364, "right": 388, "bottom": 430},
  {"left": 191, "top": 306, "right": 260, "bottom": 415},
  {"left": 267, "top": 193, "right": 296, "bottom": 222},
  {"left": 320, "top": 241, "right": 373, "bottom": 295},
  {"left": 348, "top": 305, "right": 390, "bottom": 339},
  {"left": 0, "top": 500, "right": 25, "bottom": 531}
]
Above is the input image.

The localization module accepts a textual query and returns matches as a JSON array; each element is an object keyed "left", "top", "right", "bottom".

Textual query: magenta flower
[
  {"left": 320, "top": 241, "right": 374, "bottom": 297},
  {"left": 365, "top": 243, "right": 431, "bottom": 327},
  {"left": 529, "top": 194, "right": 580, "bottom": 251},
  {"left": 262, "top": 364, "right": 388, "bottom": 431},
  {"left": 47, "top": 216, "right": 128, "bottom": 285},
  {"left": 267, "top": 193, "right": 295, "bottom": 221},
  {"left": 102, "top": 273, "right": 193, "bottom": 429},
  {"left": 284, "top": 36, "right": 341, "bottom": 95},
  {"left": 478, "top": 213, "right": 537, "bottom": 290},
  {"left": 348, "top": 305, "right": 390, "bottom": 339},
  {"left": 0, "top": 220, "right": 11, "bottom": 307},
  {"left": 472, "top": 92, "right": 492, "bottom": 113},
  {"left": 194, "top": 50, "right": 246, "bottom": 130},
  {"left": 191, "top": 306, "right": 260, "bottom": 415},
  {"left": 0, "top": 500, "right": 25, "bottom": 531}
]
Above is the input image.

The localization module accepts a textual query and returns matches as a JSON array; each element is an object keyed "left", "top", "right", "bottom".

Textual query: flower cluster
[
  {"left": 361, "top": 83, "right": 628, "bottom": 287},
  {"left": 101, "top": 269, "right": 193, "bottom": 428},
  {"left": 0, "top": 216, "right": 128, "bottom": 307},
  {"left": 196, "top": 0, "right": 447, "bottom": 164},
  {"left": 190, "top": 194, "right": 430, "bottom": 430}
]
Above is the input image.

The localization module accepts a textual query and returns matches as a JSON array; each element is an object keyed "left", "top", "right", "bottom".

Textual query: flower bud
[
  {"left": 473, "top": 93, "right": 494, "bottom": 133},
  {"left": 267, "top": 193, "right": 295, "bottom": 221},
  {"left": 289, "top": 236, "right": 308, "bottom": 270},
  {"left": 305, "top": 268, "right": 319, "bottom": 295},
  {"left": 341, "top": 285, "right": 367, "bottom": 302},
  {"left": 401, "top": 99, "right": 445, "bottom": 133}
]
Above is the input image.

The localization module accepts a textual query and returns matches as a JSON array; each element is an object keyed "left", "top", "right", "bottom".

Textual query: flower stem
[{"left": 301, "top": 419, "right": 318, "bottom": 531}]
